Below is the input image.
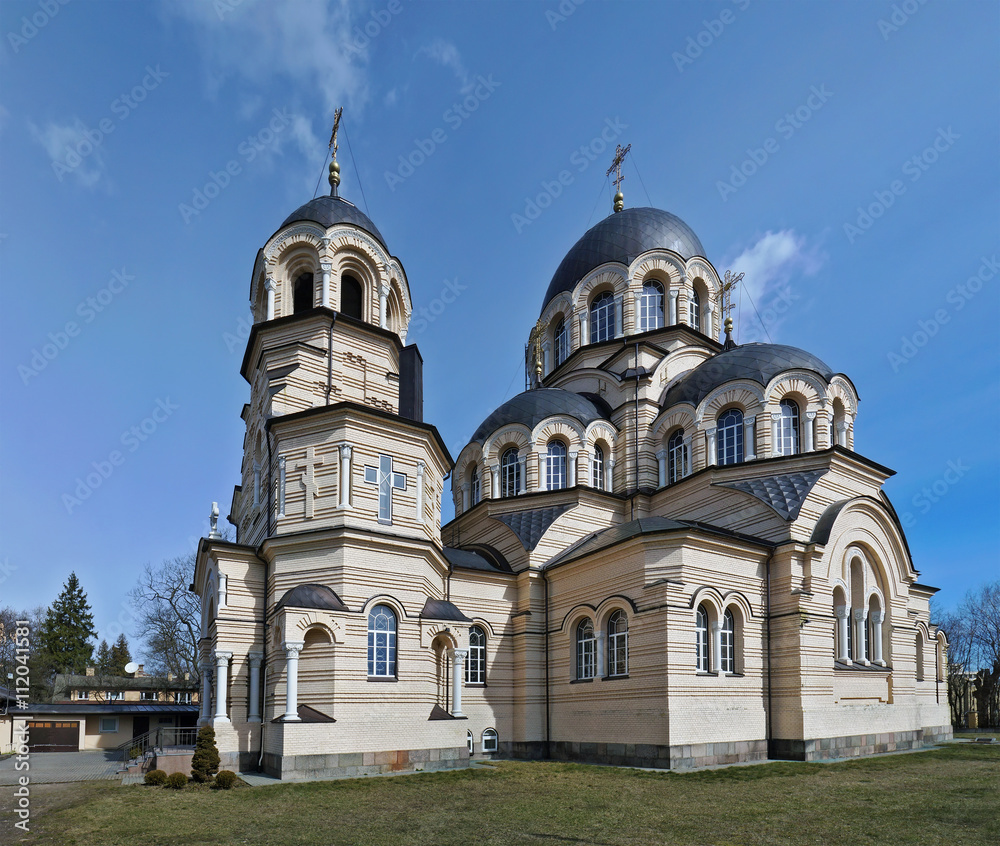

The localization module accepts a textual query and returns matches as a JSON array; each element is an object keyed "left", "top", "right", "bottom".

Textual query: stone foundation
[
  {"left": 771, "top": 724, "right": 953, "bottom": 761},
  {"left": 513, "top": 739, "right": 768, "bottom": 770},
  {"left": 260, "top": 745, "right": 469, "bottom": 781}
]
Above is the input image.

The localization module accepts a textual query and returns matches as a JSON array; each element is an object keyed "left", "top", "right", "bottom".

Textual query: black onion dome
[
  {"left": 471, "top": 388, "right": 612, "bottom": 444},
  {"left": 542, "top": 207, "right": 706, "bottom": 314},
  {"left": 278, "top": 195, "right": 388, "bottom": 250},
  {"left": 662, "top": 344, "right": 834, "bottom": 409}
]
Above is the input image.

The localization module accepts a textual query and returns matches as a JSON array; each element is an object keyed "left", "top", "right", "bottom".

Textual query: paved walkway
[{"left": 0, "top": 750, "right": 122, "bottom": 785}]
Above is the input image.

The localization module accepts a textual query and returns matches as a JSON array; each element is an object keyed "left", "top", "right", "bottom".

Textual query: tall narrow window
[
  {"left": 553, "top": 317, "right": 569, "bottom": 366},
  {"left": 696, "top": 604, "right": 710, "bottom": 672},
  {"left": 367, "top": 605, "right": 397, "bottom": 677},
  {"left": 501, "top": 448, "right": 520, "bottom": 497},
  {"left": 592, "top": 445, "right": 605, "bottom": 491},
  {"left": 777, "top": 398, "right": 800, "bottom": 456},
  {"left": 607, "top": 610, "right": 628, "bottom": 676},
  {"left": 590, "top": 291, "right": 616, "bottom": 343},
  {"left": 546, "top": 441, "right": 567, "bottom": 490},
  {"left": 576, "top": 619, "right": 596, "bottom": 680},
  {"left": 341, "top": 274, "right": 363, "bottom": 320},
  {"left": 467, "top": 730, "right": 474, "bottom": 755},
  {"left": 466, "top": 626, "right": 486, "bottom": 684},
  {"left": 640, "top": 281, "right": 664, "bottom": 331},
  {"left": 717, "top": 408, "right": 744, "bottom": 465},
  {"left": 720, "top": 609, "right": 735, "bottom": 673},
  {"left": 668, "top": 428, "right": 688, "bottom": 483},
  {"left": 915, "top": 631, "right": 925, "bottom": 681},
  {"left": 293, "top": 272, "right": 314, "bottom": 314},
  {"left": 470, "top": 465, "right": 481, "bottom": 506},
  {"left": 689, "top": 289, "right": 701, "bottom": 331}
]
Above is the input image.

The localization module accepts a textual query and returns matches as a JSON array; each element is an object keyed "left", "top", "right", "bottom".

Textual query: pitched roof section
[
  {"left": 492, "top": 504, "right": 574, "bottom": 551},
  {"left": 275, "top": 583, "right": 349, "bottom": 613},
  {"left": 714, "top": 470, "right": 829, "bottom": 521},
  {"left": 442, "top": 546, "right": 514, "bottom": 574},
  {"left": 471, "top": 388, "right": 611, "bottom": 444},
  {"left": 419, "top": 598, "right": 473, "bottom": 622}
]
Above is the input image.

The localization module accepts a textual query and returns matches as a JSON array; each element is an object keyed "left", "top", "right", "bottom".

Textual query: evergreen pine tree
[
  {"left": 95, "top": 639, "right": 112, "bottom": 672},
  {"left": 110, "top": 633, "right": 132, "bottom": 674},
  {"left": 36, "top": 573, "right": 96, "bottom": 675},
  {"left": 190, "top": 724, "right": 221, "bottom": 782}
]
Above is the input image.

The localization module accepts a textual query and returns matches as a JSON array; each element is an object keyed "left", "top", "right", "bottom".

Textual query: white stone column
[
  {"left": 490, "top": 463, "right": 500, "bottom": 499},
  {"left": 460, "top": 482, "right": 470, "bottom": 513},
  {"left": 771, "top": 413, "right": 783, "bottom": 457},
  {"left": 518, "top": 455, "right": 527, "bottom": 495},
  {"left": 248, "top": 652, "right": 263, "bottom": 723},
  {"left": 744, "top": 416, "right": 757, "bottom": 460},
  {"left": 706, "top": 428, "right": 718, "bottom": 467},
  {"left": 614, "top": 295, "right": 624, "bottom": 338},
  {"left": 213, "top": 651, "right": 232, "bottom": 723},
  {"left": 278, "top": 456, "right": 286, "bottom": 518},
  {"left": 684, "top": 438, "right": 693, "bottom": 476},
  {"left": 836, "top": 421, "right": 849, "bottom": 448},
  {"left": 668, "top": 289, "right": 679, "bottom": 325},
  {"left": 804, "top": 411, "right": 816, "bottom": 452},
  {"left": 567, "top": 451, "right": 577, "bottom": 487},
  {"left": 320, "top": 262, "right": 332, "bottom": 309},
  {"left": 338, "top": 444, "right": 352, "bottom": 508},
  {"left": 198, "top": 664, "right": 212, "bottom": 724},
  {"left": 282, "top": 641, "right": 304, "bottom": 721},
  {"left": 450, "top": 648, "right": 468, "bottom": 717},
  {"left": 595, "top": 632, "right": 606, "bottom": 680},
  {"left": 656, "top": 449, "right": 668, "bottom": 488},
  {"left": 265, "top": 277, "right": 276, "bottom": 321},
  {"left": 870, "top": 611, "right": 885, "bottom": 666},
  {"left": 705, "top": 301, "right": 715, "bottom": 337},
  {"left": 541, "top": 340, "right": 551, "bottom": 376},
  {"left": 710, "top": 622, "right": 722, "bottom": 673},
  {"left": 606, "top": 458, "right": 616, "bottom": 492},
  {"left": 378, "top": 283, "right": 389, "bottom": 329},
  {"left": 578, "top": 313, "right": 588, "bottom": 346},
  {"left": 417, "top": 462, "right": 426, "bottom": 520},
  {"left": 538, "top": 454, "right": 547, "bottom": 492},
  {"left": 835, "top": 606, "right": 851, "bottom": 663},
  {"left": 853, "top": 609, "right": 868, "bottom": 665},
  {"left": 633, "top": 290, "right": 643, "bottom": 332}
]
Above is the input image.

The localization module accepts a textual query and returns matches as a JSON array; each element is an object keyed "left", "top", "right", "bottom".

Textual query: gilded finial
[
  {"left": 526, "top": 318, "right": 549, "bottom": 389},
  {"left": 328, "top": 107, "right": 343, "bottom": 197},
  {"left": 723, "top": 316, "right": 737, "bottom": 351},
  {"left": 606, "top": 143, "right": 631, "bottom": 213}
]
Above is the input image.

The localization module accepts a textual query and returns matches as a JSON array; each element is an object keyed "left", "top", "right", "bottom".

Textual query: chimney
[
  {"left": 85, "top": 666, "right": 95, "bottom": 677},
  {"left": 137, "top": 664, "right": 144, "bottom": 676}
]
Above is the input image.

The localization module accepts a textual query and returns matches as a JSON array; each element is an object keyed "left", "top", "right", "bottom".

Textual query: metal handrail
[{"left": 117, "top": 726, "right": 199, "bottom": 769}]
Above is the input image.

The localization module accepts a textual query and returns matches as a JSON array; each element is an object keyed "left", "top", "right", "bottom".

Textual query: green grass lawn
[{"left": 15, "top": 744, "right": 1000, "bottom": 846}]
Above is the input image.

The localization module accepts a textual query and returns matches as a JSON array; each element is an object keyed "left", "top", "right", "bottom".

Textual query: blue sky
[{"left": 1, "top": 0, "right": 997, "bottom": 651}]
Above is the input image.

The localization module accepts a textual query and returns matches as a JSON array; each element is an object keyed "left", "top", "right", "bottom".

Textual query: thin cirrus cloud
[
  {"left": 28, "top": 118, "right": 109, "bottom": 189},
  {"left": 417, "top": 38, "right": 473, "bottom": 94}
]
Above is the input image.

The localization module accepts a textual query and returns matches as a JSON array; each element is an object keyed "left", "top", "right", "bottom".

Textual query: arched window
[
  {"left": 668, "top": 428, "right": 688, "bottom": 484},
  {"left": 501, "top": 448, "right": 520, "bottom": 497},
  {"left": 720, "top": 609, "right": 735, "bottom": 673},
  {"left": 466, "top": 625, "right": 486, "bottom": 685},
  {"left": 916, "top": 631, "right": 925, "bottom": 681},
  {"left": 469, "top": 465, "right": 481, "bottom": 506},
  {"left": 696, "top": 604, "right": 710, "bottom": 672},
  {"left": 546, "top": 441, "right": 567, "bottom": 490},
  {"left": 689, "top": 289, "right": 701, "bottom": 331},
  {"left": 367, "top": 605, "right": 397, "bottom": 677},
  {"left": 576, "top": 618, "right": 596, "bottom": 680},
  {"left": 607, "top": 610, "right": 628, "bottom": 677},
  {"left": 467, "top": 730, "right": 474, "bottom": 755},
  {"left": 481, "top": 728, "right": 498, "bottom": 753},
  {"left": 717, "top": 408, "right": 744, "bottom": 465},
  {"left": 777, "top": 398, "right": 799, "bottom": 456},
  {"left": 293, "top": 272, "right": 314, "bottom": 314},
  {"left": 640, "top": 281, "right": 664, "bottom": 331},
  {"left": 591, "top": 445, "right": 605, "bottom": 491},
  {"left": 590, "top": 291, "right": 616, "bottom": 344},
  {"left": 341, "top": 274, "right": 363, "bottom": 320},
  {"left": 553, "top": 317, "right": 569, "bottom": 366}
]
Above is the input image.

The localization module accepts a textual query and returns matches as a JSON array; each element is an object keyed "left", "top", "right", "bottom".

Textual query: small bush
[
  {"left": 165, "top": 772, "right": 188, "bottom": 790},
  {"left": 191, "top": 724, "right": 221, "bottom": 783},
  {"left": 144, "top": 769, "right": 168, "bottom": 786},
  {"left": 214, "top": 770, "right": 238, "bottom": 790}
]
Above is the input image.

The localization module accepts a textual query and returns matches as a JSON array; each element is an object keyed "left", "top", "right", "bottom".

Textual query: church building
[{"left": 193, "top": 138, "right": 951, "bottom": 779}]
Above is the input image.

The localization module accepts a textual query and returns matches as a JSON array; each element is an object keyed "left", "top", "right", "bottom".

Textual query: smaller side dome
[
  {"left": 278, "top": 195, "right": 388, "bottom": 251},
  {"left": 470, "top": 388, "right": 612, "bottom": 444}
]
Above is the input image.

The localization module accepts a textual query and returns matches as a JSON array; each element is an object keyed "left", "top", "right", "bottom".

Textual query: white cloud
[
  {"left": 384, "top": 87, "right": 398, "bottom": 107},
  {"left": 28, "top": 118, "right": 109, "bottom": 188},
  {"left": 418, "top": 38, "right": 472, "bottom": 93}
]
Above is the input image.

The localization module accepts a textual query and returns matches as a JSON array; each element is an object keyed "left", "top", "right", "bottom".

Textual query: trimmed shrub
[
  {"left": 191, "top": 724, "right": 221, "bottom": 783},
  {"left": 144, "top": 769, "right": 168, "bottom": 786},
  {"left": 166, "top": 772, "right": 187, "bottom": 790},
  {"left": 214, "top": 770, "right": 238, "bottom": 790}
]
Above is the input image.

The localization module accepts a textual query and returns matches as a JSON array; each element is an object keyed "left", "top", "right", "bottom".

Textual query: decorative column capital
[
  {"left": 213, "top": 651, "right": 232, "bottom": 666},
  {"left": 744, "top": 415, "right": 756, "bottom": 426},
  {"left": 836, "top": 421, "right": 850, "bottom": 433},
  {"left": 264, "top": 276, "right": 276, "bottom": 292},
  {"left": 282, "top": 640, "right": 304, "bottom": 659},
  {"left": 417, "top": 461, "right": 425, "bottom": 477},
  {"left": 834, "top": 605, "right": 850, "bottom": 619},
  {"left": 710, "top": 621, "right": 722, "bottom": 633},
  {"left": 852, "top": 608, "right": 867, "bottom": 622},
  {"left": 320, "top": 237, "right": 331, "bottom": 251},
  {"left": 869, "top": 610, "right": 884, "bottom": 625},
  {"left": 248, "top": 651, "right": 264, "bottom": 667},
  {"left": 450, "top": 648, "right": 469, "bottom": 661},
  {"left": 379, "top": 282, "right": 390, "bottom": 297},
  {"left": 340, "top": 443, "right": 352, "bottom": 458},
  {"left": 706, "top": 426, "right": 717, "bottom": 437},
  {"left": 669, "top": 289, "right": 680, "bottom": 299},
  {"left": 489, "top": 463, "right": 499, "bottom": 474},
  {"left": 199, "top": 663, "right": 213, "bottom": 676},
  {"left": 806, "top": 411, "right": 817, "bottom": 420}
]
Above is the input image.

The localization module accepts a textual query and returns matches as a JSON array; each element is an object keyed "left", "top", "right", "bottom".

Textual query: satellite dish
[{"left": 124, "top": 662, "right": 139, "bottom": 675}]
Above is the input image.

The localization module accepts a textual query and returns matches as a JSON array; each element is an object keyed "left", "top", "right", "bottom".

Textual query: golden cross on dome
[
  {"left": 721, "top": 269, "right": 744, "bottom": 320},
  {"left": 606, "top": 143, "right": 631, "bottom": 212},
  {"left": 328, "top": 107, "right": 343, "bottom": 157}
]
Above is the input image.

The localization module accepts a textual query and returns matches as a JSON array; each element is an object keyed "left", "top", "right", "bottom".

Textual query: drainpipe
[
  {"left": 543, "top": 568, "right": 551, "bottom": 759},
  {"left": 257, "top": 550, "right": 270, "bottom": 772},
  {"left": 765, "top": 550, "right": 774, "bottom": 758}
]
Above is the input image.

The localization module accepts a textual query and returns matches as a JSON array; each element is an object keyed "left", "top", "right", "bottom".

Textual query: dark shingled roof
[
  {"left": 442, "top": 546, "right": 513, "bottom": 573},
  {"left": 275, "top": 584, "right": 349, "bottom": 613},
  {"left": 714, "top": 470, "right": 829, "bottom": 522},
  {"left": 542, "top": 207, "right": 706, "bottom": 313},
  {"left": 491, "top": 504, "right": 574, "bottom": 551},
  {"left": 471, "top": 388, "right": 612, "bottom": 444},
  {"left": 278, "top": 195, "right": 388, "bottom": 250},
  {"left": 662, "top": 344, "right": 835, "bottom": 409},
  {"left": 419, "top": 598, "right": 473, "bottom": 622}
]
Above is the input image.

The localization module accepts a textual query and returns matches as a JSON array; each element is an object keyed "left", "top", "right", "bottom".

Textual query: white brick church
[{"left": 193, "top": 148, "right": 950, "bottom": 779}]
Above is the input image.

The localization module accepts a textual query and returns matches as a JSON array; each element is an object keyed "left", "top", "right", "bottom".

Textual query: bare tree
[{"left": 938, "top": 581, "right": 1000, "bottom": 728}]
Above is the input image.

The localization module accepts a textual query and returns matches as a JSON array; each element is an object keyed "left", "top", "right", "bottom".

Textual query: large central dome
[{"left": 541, "top": 207, "right": 706, "bottom": 314}]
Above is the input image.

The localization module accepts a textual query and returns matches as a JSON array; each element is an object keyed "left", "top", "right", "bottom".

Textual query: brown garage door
[{"left": 26, "top": 721, "right": 79, "bottom": 752}]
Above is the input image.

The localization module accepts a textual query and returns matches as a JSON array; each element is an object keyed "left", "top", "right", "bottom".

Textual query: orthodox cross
[
  {"left": 525, "top": 317, "right": 548, "bottom": 388},
  {"left": 364, "top": 454, "right": 407, "bottom": 523},
  {"left": 606, "top": 143, "right": 631, "bottom": 191},
  {"left": 328, "top": 107, "right": 343, "bottom": 158},
  {"left": 720, "top": 269, "right": 744, "bottom": 321},
  {"left": 328, "top": 107, "right": 343, "bottom": 195}
]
